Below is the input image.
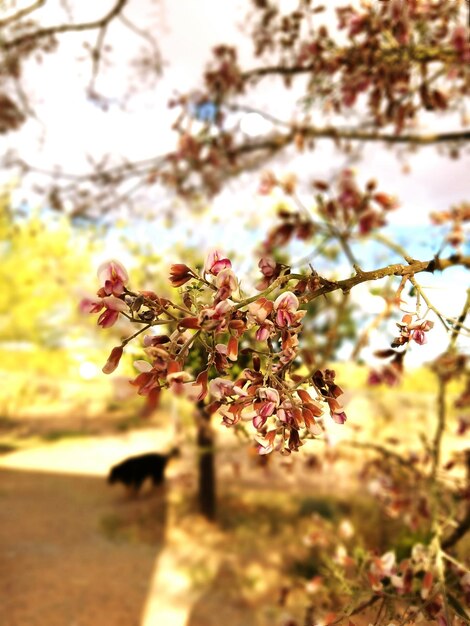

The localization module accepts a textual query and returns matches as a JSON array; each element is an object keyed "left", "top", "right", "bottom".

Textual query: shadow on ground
[{"left": 186, "top": 559, "right": 260, "bottom": 626}]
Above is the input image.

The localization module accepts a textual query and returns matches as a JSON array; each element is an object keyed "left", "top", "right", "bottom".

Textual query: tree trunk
[{"left": 196, "top": 400, "right": 217, "bottom": 521}]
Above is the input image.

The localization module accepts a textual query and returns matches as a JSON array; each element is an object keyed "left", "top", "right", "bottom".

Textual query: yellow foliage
[{"left": 0, "top": 192, "right": 98, "bottom": 346}]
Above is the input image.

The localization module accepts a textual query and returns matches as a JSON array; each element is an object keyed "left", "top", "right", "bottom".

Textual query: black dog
[{"left": 108, "top": 448, "right": 180, "bottom": 493}]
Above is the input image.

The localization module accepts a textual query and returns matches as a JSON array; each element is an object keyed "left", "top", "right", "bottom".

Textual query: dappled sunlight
[{"left": 0, "top": 427, "right": 174, "bottom": 476}]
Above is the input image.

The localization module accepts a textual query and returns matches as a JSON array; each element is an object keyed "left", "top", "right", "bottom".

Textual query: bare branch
[
  {"left": 2, "top": 0, "right": 128, "bottom": 51},
  {"left": 119, "top": 12, "right": 162, "bottom": 73},
  {"left": 230, "top": 128, "right": 470, "bottom": 162},
  {"left": 88, "top": 23, "right": 109, "bottom": 95},
  {"left": 341, "top": 440, "right": 423, "bottom": 478},
  {"left": 0, "top": 0, "right": 46, "bottom": 28},
  {"left": 303, "top": 255, "right": 470, "bottom": 304},
  {"left": 449, "top": 288, "right": 470, "bottom": 349}
]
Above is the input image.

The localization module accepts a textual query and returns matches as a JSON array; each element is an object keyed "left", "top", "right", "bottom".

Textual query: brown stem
[
  {"left": 431, "top": 378, "right": 447, "bottom": 483},
  {"left": 442, "top": 450, "right": 470, "bottom": 550},
  {"left": 196, "top": 400, "right": 217, "bottom": 521},
  {"left": 229, "top": 129, "right": 470, "bottom": 162},
  {"left": 449, "top": 288, "right": 470, "bottom": 350}
]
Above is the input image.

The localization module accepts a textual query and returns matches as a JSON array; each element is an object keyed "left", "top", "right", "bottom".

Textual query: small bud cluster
[
  {"left": 368, "top": 314, "right": 434, "bottom": 387},
  {"left": 430, "top": 202, "right": 470, "bottom": 249}
]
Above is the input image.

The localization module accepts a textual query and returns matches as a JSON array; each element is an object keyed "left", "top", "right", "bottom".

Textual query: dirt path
[
  {"left": 0, "top": 467, "right": 165, "bottom": 626},
  {"left": 0, "top": 429, "right": 266, "bottom": 626},
  {"left": 0, "top": 428, "right": 175, "bottom": 626}
]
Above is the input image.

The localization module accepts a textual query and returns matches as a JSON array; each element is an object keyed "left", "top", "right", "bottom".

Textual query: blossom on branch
[
  {"left": 215, "top": 268, "right": 238, "bottom": 301},
  {"left": 274, "top": 292, "right": 301, "bottom": 328},
  {"left": 169, "top": 264, "right": 194, "bottom": 287},
  {"left": 97, "top": 260, "right": 129, "bottom": 296},
  {"left": 204, "top": 249, "right": 232, "bottom": 276}
]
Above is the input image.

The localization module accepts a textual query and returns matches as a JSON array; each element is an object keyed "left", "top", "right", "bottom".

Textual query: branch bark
[{"left": 302, "top": 255, "right": 470, "bottom": 304}]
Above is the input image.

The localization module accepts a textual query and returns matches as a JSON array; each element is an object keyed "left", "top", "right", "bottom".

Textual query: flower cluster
[
  {"left": 260, "top": 170, "right": 399, "bottom": 257},
  {"left": 430, "top": 201, "right": 470, "bottom": 249},
  {"left": 81, "top": 253, "right": 348, "bottom": 454},
  {"left": 392, "top": 313, "right": 434, "bottom": 348},
  {"left": 368, "top": 313, "right": 434, "bottom": 387}
]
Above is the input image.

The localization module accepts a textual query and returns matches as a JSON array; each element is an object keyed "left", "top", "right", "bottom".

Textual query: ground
[{"left": 0, "top": 385, "right": 467, "bottom": 626}]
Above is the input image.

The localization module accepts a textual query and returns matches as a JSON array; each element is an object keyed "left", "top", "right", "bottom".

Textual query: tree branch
[
  {"left": 0, "top": 0, "right": 46, "bottom": 28},
  {"left": 2, "top": 0, "right": 128, "bottom": 51},
  {"left": 342, "top": 440, "right": 423, "bottom": 478},
  {"left": 230, "top": 128, "right": 470, "bottom": 161},
  {"left": 242, "top": 46, "right": 461, "bottom": 82},
  {"left": 303, "top": 255, "right": 470, "bottom": 304}
]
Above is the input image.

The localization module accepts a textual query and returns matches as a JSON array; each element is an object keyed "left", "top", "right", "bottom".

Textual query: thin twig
[
  {"left": 3, "top": 0, "right": 128, "bottom": 50},
  {"left": 449, "top": 288, "right": 470, "bottom": 350},
  {"left": 0, "top": 0, "right": 46, "bottom": 28}
]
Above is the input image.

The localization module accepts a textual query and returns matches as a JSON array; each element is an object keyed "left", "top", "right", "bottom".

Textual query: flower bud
[{"left": 102, "top": 346, "right": 124, "bottom": 375}]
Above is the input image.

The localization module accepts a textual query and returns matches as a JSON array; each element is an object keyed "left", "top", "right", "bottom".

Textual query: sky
[{"left": 2, "top": 0, "right": 469, "bottom": 366}]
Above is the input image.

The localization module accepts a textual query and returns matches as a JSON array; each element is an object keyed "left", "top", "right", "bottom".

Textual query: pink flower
[
  {"left": 247, "top": 298, "right": 274, "bottom": 325},
  {"left": 167, "top": 370, "right": 192, "bottom": 395},
  {"left": 274, "top": 292, "right": 300, "bottom": 327},
  {"left": 411, "top": 329, "right": 426, "bottom": 345},
  {"left": 97, "top": 260, "right": 129, "bottom": 296},
  {"left": 219, "top": 405, "right": 241, "bottom": 427},
  {"left": 327, "top": 397, "right": 347, "bottom": 424},
  {"left": 79, "top": 297, "right": 104, "bottom": 314},
  {"left": 130, "top": 360, "right": 160, "bottom": 396},
  {"left": 451, "top": 26, "right": 470, "bottom": 63},
  {"left": 395, "top": 315, "right": 434, "bottom": 347},
  {"left": 370, "top": 551, "right": 396, "bottom": 579},
  {"left": 209, "top": 377, "right": 246, "bottom": 400},
  {"left": 189, "top": 370, "right": 208, "bottom": 402},
  {"left": 97, "top": 296, "right": 128, "bottom": 328},
  {"left": 259, "top": 257, "right": 277, "bottom": 277},
  {"left": 253, "top": 388, "right": 280, "bottom": 430},
  {"left": 337, "top": 169, "right": 360, "bottom": 210},
  {"left": 204, "top": 250, "right": 232, "bottom": 276},
  {"left": 133, "top": 360, "right": 153, "bottom": 373},
  {"left": 254, "top": 429, "right": 278, "bottom": 454},
  {"left": 280, "top": 331, "right": 300, "bottom": 364},
  {"left": 256, "top": 257, "right": 281, "bottom": 290},
  {"left": 348, "top": 13, "right": 366, "bottom": 37},
  {"left": 215, "top": 268, "right": 238, "bottom": 301},
  {"left": 256, "top": 320, "right": 274, "bottom": 342}
]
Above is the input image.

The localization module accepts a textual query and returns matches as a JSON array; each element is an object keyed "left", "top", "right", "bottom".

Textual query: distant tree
[
  {"left": 2, "top": 0, "right": 468, "bottom": 217},
  {"left": 0, "top": 190, "right": 97, "bottom": 348}
]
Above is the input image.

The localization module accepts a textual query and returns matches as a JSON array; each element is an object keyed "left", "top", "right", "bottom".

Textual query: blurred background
[{"left": 0, "top": 1, "right": 469, "bottom": 625}]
